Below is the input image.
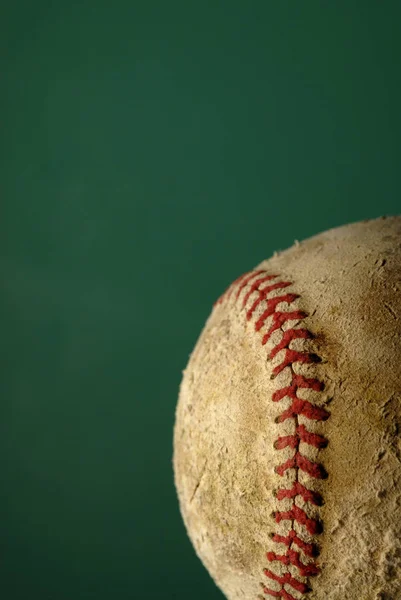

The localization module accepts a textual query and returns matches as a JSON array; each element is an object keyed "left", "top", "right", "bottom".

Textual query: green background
[{"left": 1, "top": 2, "right": 400, "bottom": 599}]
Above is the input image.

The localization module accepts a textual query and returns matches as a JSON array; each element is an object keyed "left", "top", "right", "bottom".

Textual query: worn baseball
[{"left": 173, "top": 216, "right": 401, "bottom": 600}]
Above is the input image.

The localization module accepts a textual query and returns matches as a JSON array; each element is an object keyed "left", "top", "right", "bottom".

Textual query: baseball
[{"left": 173, "top": 216, "right": 401, "bottom": 599}]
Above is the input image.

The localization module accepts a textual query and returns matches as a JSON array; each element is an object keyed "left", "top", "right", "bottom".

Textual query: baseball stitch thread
[{"left": 216, "top": 270, "right": 329, "bottom": 600}]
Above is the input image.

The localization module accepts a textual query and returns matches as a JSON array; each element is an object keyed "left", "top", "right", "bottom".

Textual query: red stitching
[
  {"left": 215, "top": 270, "right": 329, "bottom": 599},
  {"left": 275, "top": 424, "right": 328, "bottom": 450},
  {"left": 275, "top": 481, "right": 323, "bottom": 506},
  {"left": 263, "top": 569, "right": 310, "bottom": 593},
  {"left": 214, "top": 270, "right": 262, "bottom": 306},
  {"left": 267, "top": 549, "right": 320, "bottom": 577},
  {"left": 272, "top": 530, "right": 318, "bottom": 558},
  {"left": 254, "top": 295, "right": 302, "bottom": 332},
  {"left": 262, "top": 587, "right": 298, "bottom": 600},
  {"left": 242, "top": 275, "right": 281, "bottom": 308},
  {"left": 245, "top": 280, "right": 292, "bottom": 315},
  {"left": 235, "top": 270, "right": 266, "bottom": 301},
  {"left": 275, "top": 452, "right": 327, "bottom": 479},
  {"left": 272, "top": 373, "right": 323, "bottom": 401},
  {"left": 276, "top": 396, "right": 330, "bottom": 423},
  {"left": 274, "top": 504, "right": 322, "bottom": 535}
]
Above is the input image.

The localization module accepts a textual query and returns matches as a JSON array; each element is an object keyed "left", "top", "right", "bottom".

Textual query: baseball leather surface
[{"left": 173, "top": 216, "right": 401, "bottom": 599}]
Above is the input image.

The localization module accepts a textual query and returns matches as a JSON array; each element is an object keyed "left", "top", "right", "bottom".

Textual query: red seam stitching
[
  {"left": 275, "top": 481, "right": 323, "bottom": 506},
  {"left": 262, "top": 587, "right": 299, "bottom": 600},
  {"left": 214, "top": 270, "right": 264, "bottom": 306},
  {"left": 274, "top": 504, "right": 322, "bottom": 535},
  {"left": 272, "top": 530, "right": 318, "bottom": 558},
  {"left": 267, "top": 549, "right": 320, "bottom": 577},
  {"left": 275, "top": 424, "right": 328, "bottom": 450},
  {"left": 263, "top": 569, "right": 310, "bottom": 593},
  {"left": 242, "top": 275, "right": 281, "bottom": 308},
  {"left": 215, "top": 270, "right": 330, "bottom": 599},
  {"left": 275, "top": 451, "right": 327, "bottom": 479}
]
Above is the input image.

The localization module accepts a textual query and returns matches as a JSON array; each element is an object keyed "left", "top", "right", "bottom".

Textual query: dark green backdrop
[{"left": 1, "top": 2, "right": 401, "bottom": 599}]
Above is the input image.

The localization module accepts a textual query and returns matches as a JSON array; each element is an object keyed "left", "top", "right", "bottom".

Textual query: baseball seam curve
[{"left": 216, "top": 270, "right": 330, "bottom": 600}]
